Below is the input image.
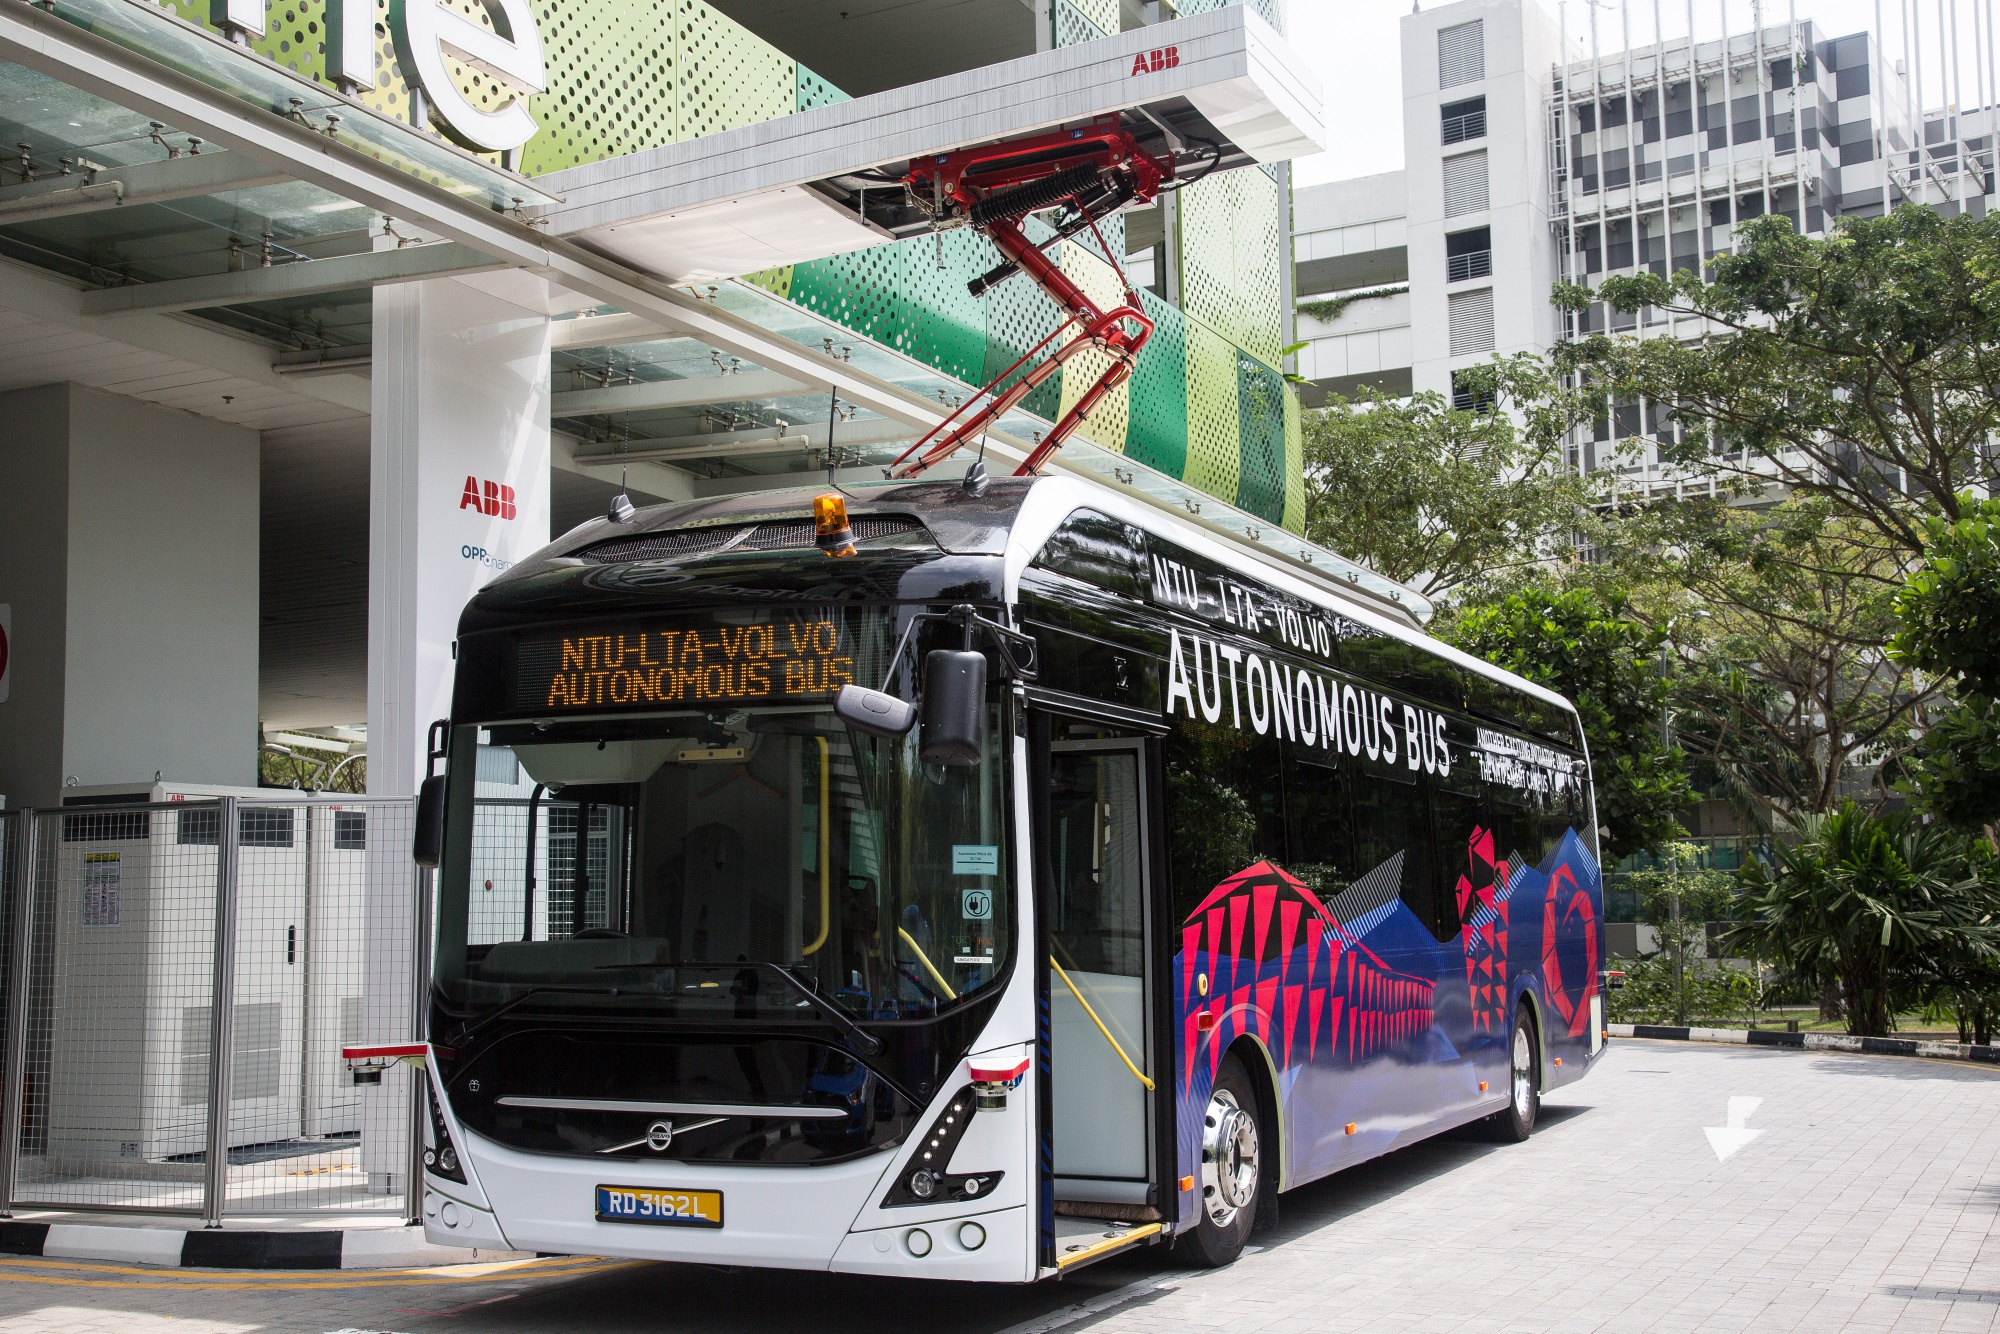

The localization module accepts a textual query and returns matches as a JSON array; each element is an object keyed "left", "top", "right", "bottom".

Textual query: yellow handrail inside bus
[
  {"left": 1050, "top": 956, "right": 1155, "bottom": 1091},
  {"left": 897, "top": 928, "right": 957, "bottom": 1000},
  {"left": 802, "top": 737, "right": 831, "bottom": 956}
]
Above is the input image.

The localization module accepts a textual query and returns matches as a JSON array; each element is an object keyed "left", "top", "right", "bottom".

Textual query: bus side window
[
  {"left": 1282, "top": 744, "right": 1353, "bottom": 903},
  {"left": 1349, "top": 767, "right": 1437, "bottom": 935},
  {"left": 1543, "top": 770, "right": 1589, "bottom": 859},
  {"left": 1427, "top": 775, "right": 1483, "bottom": 942},
  {"left": 1163, "top": 719, "right": 1284, "bottom": 911},
  {"left": 1341, "top": 627, "right": 1468, "bottom": 711},
  {"left": 1035, "top": 509, "right": 1148, "bottom": 598},
  {"left": 1484, "top": 781, "right": 1546, "bottom": 879}
]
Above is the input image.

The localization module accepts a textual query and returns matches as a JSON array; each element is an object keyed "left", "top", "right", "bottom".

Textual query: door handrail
[{"left": 1050, "top": 957, "right": 1155, "bottom": 1091}]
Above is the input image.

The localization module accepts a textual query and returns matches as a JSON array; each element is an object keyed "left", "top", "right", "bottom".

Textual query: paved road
[{"left": 5, "top": 1040, "right": 2000, "bottom": 1334}]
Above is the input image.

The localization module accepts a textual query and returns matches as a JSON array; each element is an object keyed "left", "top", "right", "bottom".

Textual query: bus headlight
[
  {"left": 958, "top": 1221, "right": 985, "bottom": 1250},
  {"left": 907, "top": 1169, "right": 938, "bottom": 1199},
  {"left": 905, "top": 1228, "right": 932, "bottom": 1257}
]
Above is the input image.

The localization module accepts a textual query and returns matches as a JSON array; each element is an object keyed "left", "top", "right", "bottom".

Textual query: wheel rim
[
  {"left": 1512, "top": 1023, "right": 1534, "bottom": 1119},
  {"left": 1201, "top": 1087, "right": 1259, "bottom": 1228}
]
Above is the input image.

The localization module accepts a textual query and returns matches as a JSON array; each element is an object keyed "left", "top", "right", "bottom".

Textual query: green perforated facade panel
[
  {"left": 519, "top": 0, "right": 680, "bottom": 174},
  {"left": 1055, "top": 0, "right": 1114, "bottom": 47},
  {"left": 897, "top": 227, "right": 998, "bottom": 388},
  {"left": 1234, "top": 347, "right": 1286, "bottom": 524},
  {"left": 1178, "top": 0, "right": 1284, "bottom": 31},
  {"left": 676, "top": 0, "right": 796, "bottom": 138},
  {"left": 1178, "top": 169, "right": 1285, "bottom": 367},
  {"left": 1123, "top": 289, "right": 1188, "bottom": 479},
  {"left": 785, "top": 244, "right": 907, "bottom": 351},
  {"left": 1055, "top": 240, "right": 1131, "bottom": 451},
  {"left": 1181, "top": 318, "right": 1240, "bottom": 503},
  {"left": 1282, "top": 387, "right": 1305, "bottom": 533},
  {"left": 796, "top": 63, "right": 850, "bottom": 111}
]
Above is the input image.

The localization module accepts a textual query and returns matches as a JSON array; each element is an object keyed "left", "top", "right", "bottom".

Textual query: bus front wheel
[
  {"left": 1181, "top": 1053, "right": 1261, "bottom": 1267},
  {"left": 1488, "top": 1005, "right": 1540, "bottom": 1142}
]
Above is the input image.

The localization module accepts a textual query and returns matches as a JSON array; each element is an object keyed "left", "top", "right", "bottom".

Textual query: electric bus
[{"left": 412, "top": 474, "right": 1606, "bottom": 1281}]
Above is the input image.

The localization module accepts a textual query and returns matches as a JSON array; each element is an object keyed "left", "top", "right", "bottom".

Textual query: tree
[
  {"left": 1299, "top": 354, "right": 1602, "bottom": 599},
  {"left": 1559, "top": 207, "right": 2000, "bottom": 557},
  {"left": 1890, "top": 496, "right": 2000, "bottom": 695},
  {"left": 1889, "top": 497, "right": 2000, "bottom": 833},
  {"left": 1920, "top": 842, "right": 2000, "bottom": 1043},
  {"left": 1728, "top": 803, "right": 1999, "bottom": 1036},
  {"left": 1440, "top": 583, "right": 1692, "bottom": 860},
  {"left": 1605, "top": 497, "right": 1938, "bottom": 822}
]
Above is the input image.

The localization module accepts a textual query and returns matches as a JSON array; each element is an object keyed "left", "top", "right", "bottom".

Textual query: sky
[{"left": 1287, "top": 0, "right": 1995, "bottom": 187}]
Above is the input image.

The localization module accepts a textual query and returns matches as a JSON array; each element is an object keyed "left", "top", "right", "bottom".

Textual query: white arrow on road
[{"left": 1704, "top": 1096, "right": 1764, "bottom": 1160}]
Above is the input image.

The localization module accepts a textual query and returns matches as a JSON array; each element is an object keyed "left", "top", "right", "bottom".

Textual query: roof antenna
[
  {"left": 608, "top": 392, "right": 632, "bottom": 520},
  {"left": 826, "top": 384, "right": 840, "bottom": 487},
  {"left": 604, "top": 456, "right": 636, "bottom": 528},
  {"left": 962, "top": 425, "right": 991, "bottom": 496}
]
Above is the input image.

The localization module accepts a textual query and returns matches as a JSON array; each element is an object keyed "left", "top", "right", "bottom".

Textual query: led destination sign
[{"left": 516, "top": 615, "right": 854, "bottom": 712}]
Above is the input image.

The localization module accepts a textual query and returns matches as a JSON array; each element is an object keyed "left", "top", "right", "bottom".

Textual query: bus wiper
[
  {"left": 592, "top": 960, "right": 885, "bottom": 1057},
  {"left": 442, "top": 984, "right": 623, "bottom": 1048},
  {"left": 759, "top": 962, "right": 885, "bottom": 1056}
]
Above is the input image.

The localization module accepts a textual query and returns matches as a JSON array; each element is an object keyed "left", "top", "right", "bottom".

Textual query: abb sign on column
[{"left": 460, "top": 476, "right": 518, "bottom": 519}]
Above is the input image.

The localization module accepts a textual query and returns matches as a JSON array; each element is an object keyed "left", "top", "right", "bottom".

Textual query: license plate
[{"left": 595, "top": 1185, "right": 723, "bottom": 1227}]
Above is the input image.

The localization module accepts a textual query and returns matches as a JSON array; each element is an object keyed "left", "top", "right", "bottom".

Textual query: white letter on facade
[{"left": 394, "top": 0, "right": 547, "bottom": 152}]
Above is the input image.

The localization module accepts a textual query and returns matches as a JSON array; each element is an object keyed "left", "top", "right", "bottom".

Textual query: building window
[
  {"left": 1438, "top": 19, "right": 1484, "bottom": 89},
  {"left": 1445, "top": 226, "right": 1491, "bottom": 282},
  {"left": 1447, "top": 288, "right": 1495, "bottom": 356},
  {"left": 1441, "top": 95, "right": 1486, "bottom": 145},
  {"left": 1442, "top": 150, "right": 1489, "bottom": 217},
  {"left": 1451, "top": 369, "right": 1496, "bottom": 413}
]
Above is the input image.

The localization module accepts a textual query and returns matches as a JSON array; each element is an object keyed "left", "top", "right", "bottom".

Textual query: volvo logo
[{"left": 597, "top": 1113, "right": 725, "bottom": 1155}]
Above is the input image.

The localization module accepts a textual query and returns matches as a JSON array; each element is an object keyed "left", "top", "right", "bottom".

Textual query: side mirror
[
  {"left": 919, "top": 649, "right": 986, "bottom": 766},
  {"left": 835, "top": 683, "right": 917, "bottom": 737},
  {"left": 413, "top": 773, "right": 447, "bottom": 869}
]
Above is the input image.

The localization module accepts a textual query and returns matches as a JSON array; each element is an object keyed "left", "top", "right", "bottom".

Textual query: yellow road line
[{"left": 0, "top": 1256, "right": 641, "bottom": 1291}]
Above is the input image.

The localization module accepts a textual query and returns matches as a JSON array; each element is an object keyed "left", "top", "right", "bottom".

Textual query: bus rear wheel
[
  {"left": 1180, "top": 1053, "right": 1261, "bottom": 1268},
  {"left": 1487, "top": 1006, "right": 1540, "bottom": 1142}
]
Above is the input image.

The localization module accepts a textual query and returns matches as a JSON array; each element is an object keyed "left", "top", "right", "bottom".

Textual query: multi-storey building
[{"left": 1292, "top": 0, "right": 1998, "bottom": 487}]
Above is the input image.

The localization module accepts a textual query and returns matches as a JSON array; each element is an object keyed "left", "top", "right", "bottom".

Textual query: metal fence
[{"left": 0, "top": 797, "right": 424, "bottom": 1222}]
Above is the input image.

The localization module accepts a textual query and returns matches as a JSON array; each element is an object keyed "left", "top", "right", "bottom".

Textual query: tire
[
  {"left": 1487, "top": 1005, "right": 1540, "bottom": 1143},
  {"left": 1179, "top": 1053, "right": 1262, "bottom": 1268}
]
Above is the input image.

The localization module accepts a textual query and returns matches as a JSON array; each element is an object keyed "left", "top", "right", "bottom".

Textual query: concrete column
[
  {"left": 361, "top": 271, "right": 552, "bottom": 1192},
  {"left": 0, "top": 383, "right": 258, "bottom": 808}
]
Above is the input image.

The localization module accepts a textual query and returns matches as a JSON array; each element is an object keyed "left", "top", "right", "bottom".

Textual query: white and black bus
[{"left": 414, "top": 474, "right": 1605, "bottom": 1280}]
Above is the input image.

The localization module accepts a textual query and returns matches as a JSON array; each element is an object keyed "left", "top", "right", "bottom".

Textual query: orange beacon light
[{"left": 814, "top": 493, "right": 857, "bottom": 557}]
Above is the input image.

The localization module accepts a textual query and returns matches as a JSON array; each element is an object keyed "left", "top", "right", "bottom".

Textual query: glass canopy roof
[{"left": 0, "top": 4, "right": 1430, "bottom": 623}]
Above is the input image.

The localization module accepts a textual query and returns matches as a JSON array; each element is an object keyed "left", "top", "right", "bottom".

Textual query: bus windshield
[{"left": 432, "top": 609, "right": 1013, "bottom": 1025}]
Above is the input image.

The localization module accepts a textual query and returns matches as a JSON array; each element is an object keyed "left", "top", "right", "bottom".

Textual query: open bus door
[{"left": 1034, "top": 719, "right": 1175, "bottom": 1271}]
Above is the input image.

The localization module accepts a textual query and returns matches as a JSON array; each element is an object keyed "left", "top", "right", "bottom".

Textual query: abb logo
[
  {"left": 1131, "top": 46, "right": 1179, "bottom": 75},
  {"left": 459, "top": 475, "right": 517, "bottom": 519}
]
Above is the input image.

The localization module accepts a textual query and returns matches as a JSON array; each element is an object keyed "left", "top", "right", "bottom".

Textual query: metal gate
[{"left": 0, "top": 797, "right": 425, "bottom": 1222}]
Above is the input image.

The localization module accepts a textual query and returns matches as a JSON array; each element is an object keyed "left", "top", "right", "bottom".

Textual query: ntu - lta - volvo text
[{"left": 405, "top": 475, "right": 1607, "bottom": 1279}]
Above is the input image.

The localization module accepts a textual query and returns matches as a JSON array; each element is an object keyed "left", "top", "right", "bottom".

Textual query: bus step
[{"left": 1053, "top": 1218, "right": 1164, "bottom": 1271}]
